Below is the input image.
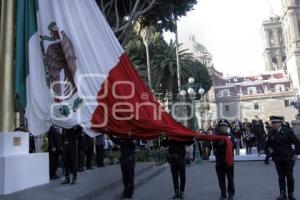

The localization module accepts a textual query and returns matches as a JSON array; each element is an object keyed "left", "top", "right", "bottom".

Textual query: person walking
[
  {"left": 265, "top": 116, "right": 300, "bottom": 200},
  {"left": 213, "top": 119, "right": 235, "bottom": 200}
]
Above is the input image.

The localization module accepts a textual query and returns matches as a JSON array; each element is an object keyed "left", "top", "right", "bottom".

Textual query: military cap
[
  {"left": 269, "top": 116, "right": 283, "bottom": 123},
  {"left": 218, "top": 119, "right": 230, "bottom": 127}
]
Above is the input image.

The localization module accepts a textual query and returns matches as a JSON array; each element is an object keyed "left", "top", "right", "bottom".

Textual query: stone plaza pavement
[
  {"left": 132, "top": 161, "right": 300, "bottom": 200},
  {"left": 0, "top": 161, "right": 299, "bottom": 200}
]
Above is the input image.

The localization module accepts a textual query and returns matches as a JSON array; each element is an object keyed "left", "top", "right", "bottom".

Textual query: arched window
[
  {"left": 272, "top": 57, "right": 278, "bottom": 70},
  {"left": 221, "top": 89, "right": 230, "bottom": 97}
]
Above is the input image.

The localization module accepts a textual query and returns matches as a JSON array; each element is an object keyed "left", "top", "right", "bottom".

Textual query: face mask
[{"left": 227, "top": 127, "right": 230, "bottom": 134}]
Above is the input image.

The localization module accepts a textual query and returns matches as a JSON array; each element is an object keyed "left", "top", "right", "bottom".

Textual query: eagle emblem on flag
[
  {"left": 40, "top": 22, "right": 82, "bottom": 116},
  {"left": 40, "top": 21, "right": 77, "bottom": 101}
]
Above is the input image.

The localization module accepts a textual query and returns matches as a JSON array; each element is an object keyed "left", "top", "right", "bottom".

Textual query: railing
[{"left": 135, "top": 148, "right": 168, "bottom": 165}]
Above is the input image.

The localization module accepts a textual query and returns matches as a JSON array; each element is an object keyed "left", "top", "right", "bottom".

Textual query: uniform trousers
[
  {"left": 275, "top": 159, "right": 294, "bottom": 195},
  {"left": 63, "top": 143, "right": 78, "bottom": 179},
  {"left": 120, "top": 155, "right": 135, "bottom": 197},
  {"left": 215, "top": 163, "right": 235, "bottom": 197},
  {"left": 170, "top": 155, "right": 186, "bottom": 193}
]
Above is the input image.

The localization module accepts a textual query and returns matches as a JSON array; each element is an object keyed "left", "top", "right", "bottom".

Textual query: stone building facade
[
  {"left": 183, "top": 33, "right": 298, "bottom": 127},
  {"left": 261, "top": 15, "right": 286, "bottom": 71},
  {"left": 261, "top": 0, "right": 300, "bottom": 93},
  {"left": 213, "top": 70, "right": 298, "bottom": 122}
]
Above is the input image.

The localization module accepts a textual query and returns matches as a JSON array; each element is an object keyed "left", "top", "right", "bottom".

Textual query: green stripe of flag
[{"left": 15, "top": 0, "right": 38, "bottom": 109}]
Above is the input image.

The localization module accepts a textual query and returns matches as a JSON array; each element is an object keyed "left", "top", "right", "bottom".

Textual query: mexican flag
[{"left": 15, "top": 0, "right": 233, "bottom": 165}]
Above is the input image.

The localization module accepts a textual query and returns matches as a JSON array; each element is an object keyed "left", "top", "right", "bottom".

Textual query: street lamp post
[
  {"left": 180, "top": 77, "right": 205, "bottom": 130},
  {"left": 180, "top": 77, "right": 205, "bottom": 163}
]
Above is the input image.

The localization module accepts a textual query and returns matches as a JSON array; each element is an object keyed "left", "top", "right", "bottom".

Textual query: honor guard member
[
  {"left": 61, "top": 125, "right": 82, "bottom": 185},
  {"left": 77, "top": 130, "right": 86, "bottom": 172},
  {"left": 47, "top": 125, "right": 63, "bottom": 179},
  {"left": 109, "top": 135, "right": 136, "bottom": 199},
  {"left": 85, "top": 133, "right": 95, "bottom": 170},
  {"left": 162, "top": 138, "right": 193, "bottom": 199},
  {"left": 213, "top": 119, "right": 235, "bottom": 200},
  {"left": 265, "top": 116, "right": 300, "bottom": 200}
]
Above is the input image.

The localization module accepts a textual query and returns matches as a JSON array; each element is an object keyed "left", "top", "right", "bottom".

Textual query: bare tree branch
[
  {"left": 135, "top": 0, "right": 156, "bottom": 18},
  {"left": 114, "top": 1, "right": 120, "bottom": 30},
  {"left": 114, "top": 0, "right": 156, "bottom": 34}
]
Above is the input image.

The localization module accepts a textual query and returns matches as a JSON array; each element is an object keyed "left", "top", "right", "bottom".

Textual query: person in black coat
[
  {"left": 253, "top": 120, "right": 266, "bottom": 155},
  {"left": 61, "top": 125, "right": 82, "bottom": 185},
  {"left": 265, "top": 116, "right": 300, "bottom": 200},
  {"left": 47, "top": 125, "right": 63, "bottom": 179},
  {"left": 85, "top": 133, "right": 95, "bottom": 170},
  {"left": 109, "top": 135, "right": 136, "bottom": 199},
  {"left": 264, "top": 121, "right": 272, "bottom": 164},
  {"left": 77, "top": 130, "right": 86, "bottom": 172},
  {"left": 95, "top": 134, "right": 105, "bottom": 167},
  {"left": 162, "top": 137, "right": 193, "bottom": 199},
  {"left": 213, "top": 119, "right": 235, "bottom": 200}
]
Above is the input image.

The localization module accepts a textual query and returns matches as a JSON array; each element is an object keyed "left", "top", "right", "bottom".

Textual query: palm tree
[
  {"left": 151, "top": 40, "right": 199, "bottom": 97},
  {"left": 124, "top": 31, "right": 212, "bottom": 97}
]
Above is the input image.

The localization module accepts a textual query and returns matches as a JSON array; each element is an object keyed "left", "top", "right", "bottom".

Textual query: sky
[{"left": 164, "top": 0, "right": 282, "bottom": 76}]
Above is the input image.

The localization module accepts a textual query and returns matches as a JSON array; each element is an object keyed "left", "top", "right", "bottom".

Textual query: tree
[
  {"left": 96, "top": 0, "right": 197, "bottom": 43},
  {"left": 124, "top": 30, "right": 212, "bottom": 99}
]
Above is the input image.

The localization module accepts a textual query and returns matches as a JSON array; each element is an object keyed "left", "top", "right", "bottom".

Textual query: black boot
[
  {"left": 219, "top": 196, "right": 227, "bottom": 200},
  {"left": 288, "top": 193, "right": 296, "bottom": 200},
  {"left": 179, "top": 191, "right": 184, "bottom": 199},
  {"left": 276, "top": 192, "right": 287, "bottom": 200},
  {"left": 172, "top": 189, "right": 179, "bottom": 199},
  {"left": 61, "top": 177, "right": 70, "bottom": 184}
]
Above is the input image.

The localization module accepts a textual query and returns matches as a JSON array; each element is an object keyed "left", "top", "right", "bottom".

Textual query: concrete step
[{"left": 0, "top": 163, "right": 159, "bottom": 200}]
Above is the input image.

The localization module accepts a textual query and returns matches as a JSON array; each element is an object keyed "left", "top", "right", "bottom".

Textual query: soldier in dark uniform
[
  {"left": 95, "top": 134, "right": 105, "bottom": 167},
  {"left": 47, "top": 125, "right": 63, "bottom": 179},
  {"left": 109, "top": 135, "right": 136, "bottom": 199},
  {"left": 162, "top": 138, "right": 193, "bottom": 199},
  {"left": 78, "top": 132, "right": 86, "bottom": 172},
  {"left": 265, "top": 116, "right": 300, "bottom": 200},
  {"left": 213, "top": 119, "right": 235, "bottom": 200},
  {"left": 85, "top": 133, "right": 95, "bottom": 170},
  {"left": 77, "top": 130, "right": 86, "bottom": 172},
  {"left": 61, "top": 125, "right": 82, "bottom": 185}
]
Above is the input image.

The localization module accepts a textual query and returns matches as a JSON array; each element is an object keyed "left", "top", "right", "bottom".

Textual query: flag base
[{"left": 0, "top": 132, "right": 49, "bottom": 195}]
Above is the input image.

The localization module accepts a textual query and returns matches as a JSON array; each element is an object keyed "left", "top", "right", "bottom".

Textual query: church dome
[{"left": 188, "top": 34, "right": 210, "bottom": 54}]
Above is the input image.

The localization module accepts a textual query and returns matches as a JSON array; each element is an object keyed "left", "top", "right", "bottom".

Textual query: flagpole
[{"left": 0, "top": 0, "right": 15, "bottom": 131}]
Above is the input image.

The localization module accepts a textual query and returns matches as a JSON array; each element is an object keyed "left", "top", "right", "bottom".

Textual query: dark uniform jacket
[
  {"left": 110, "top": 136, "right": 135, "bottom": 159},
  {"left": 213, "top": 134, "right": 235, "bottom": 164},
  {"left": 62, "top": 126, "right": 82, "bottom": 144},
  {"left": 162, "top": 139, "right": 193, "bottom": 158},
  {"left": 47, "top": 126, "right": 63, "bottom": 150},
  {"left": 265, "top": 127, "right": 300, "bottom": 161}
]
